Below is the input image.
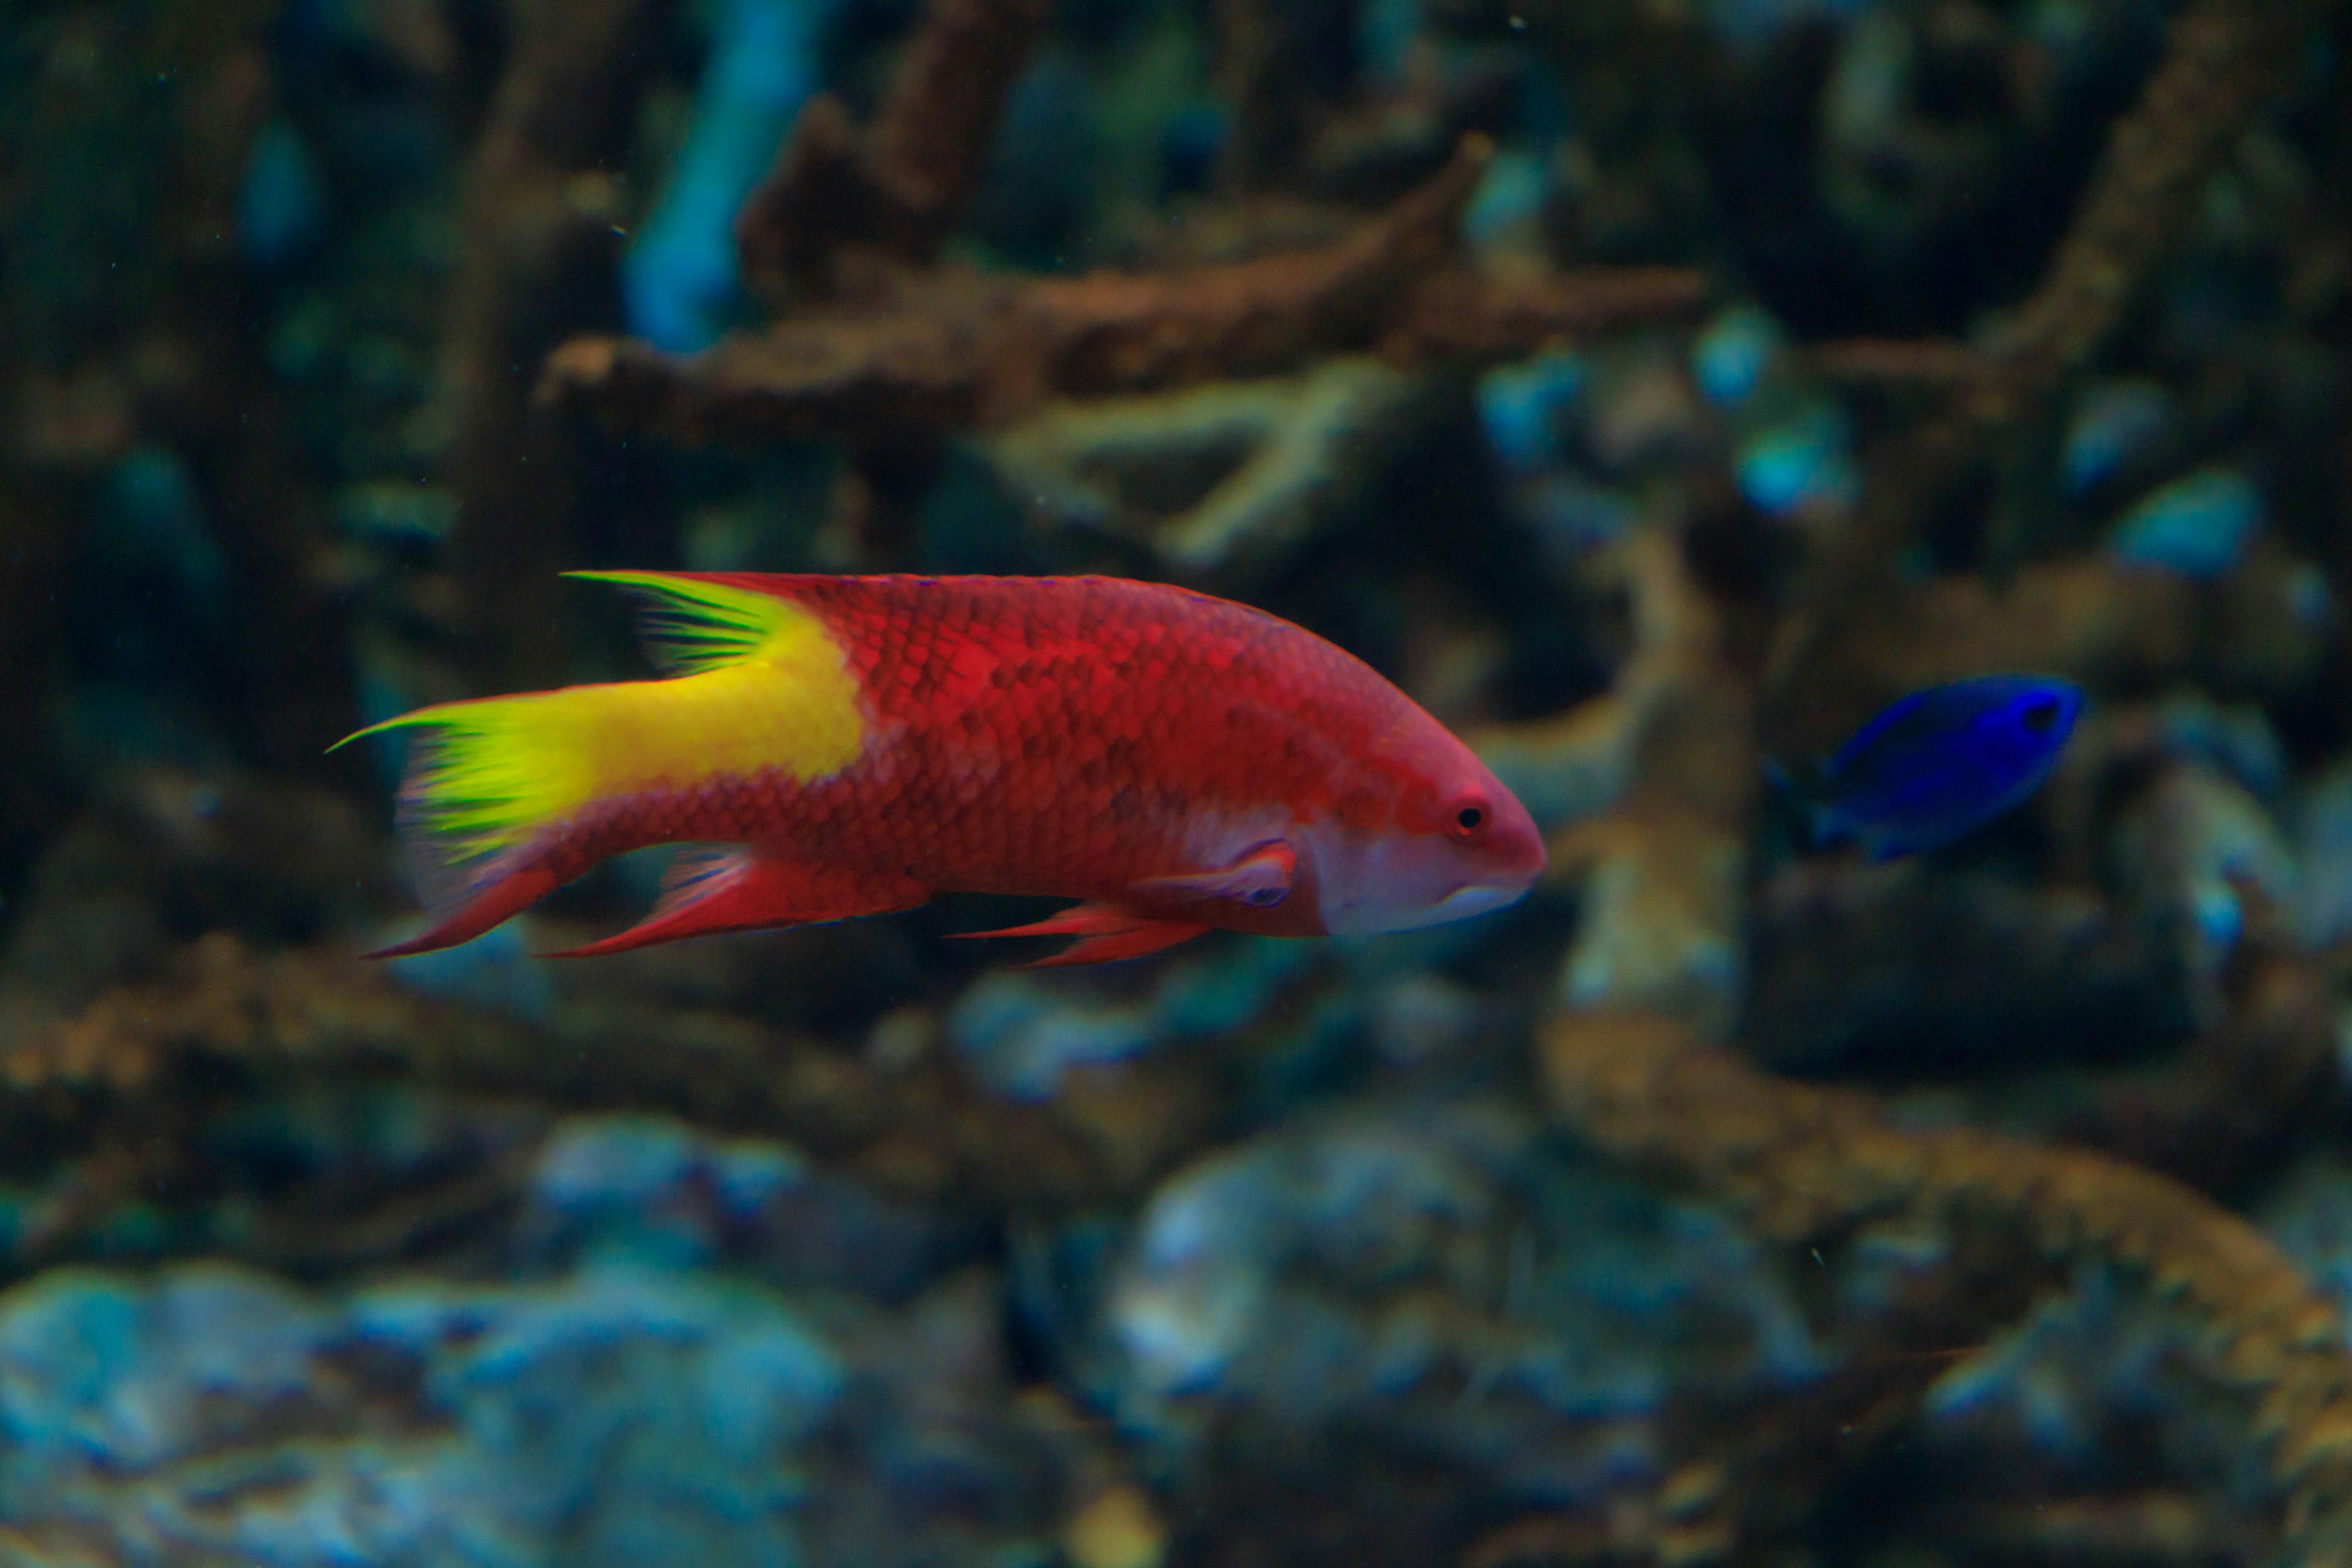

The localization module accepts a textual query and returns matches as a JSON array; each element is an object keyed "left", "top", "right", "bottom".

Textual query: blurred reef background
[{"left": 12, "top": 0, "right": 2352, "bottom": 1563}]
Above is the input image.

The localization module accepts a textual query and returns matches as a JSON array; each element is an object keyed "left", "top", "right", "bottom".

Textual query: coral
[
  {"left": 235, "top": 116, "right": 328, "bottom": 270},
  {"left": 0, "top": 1260, "right": 1074, "bottom": 1567},
  {"left": 1732, "top": 402, "right": 1856, "bottom": 518},
  {"left": 0, "top": 769, "right": 384, "bottom": 1032},
  {"left": 2263, "top": 1157, "right": 2352, "bottom": 1324},
  {"left": 1762, "top": 0, "right": 2333, "bottom": 741},
  {"left": 948, "top": 936, "right": 1321, "bottom": 1102},
  {"left": 622, "top": 0, "right": 840, "bottom": 352},
  {"left": 982, "top": 356, "right": 1432, "bottom": 578},
  {"left": 2296, "top": 761, "right": 2352, "bottom": 949},
  {"left": 1212, "top": 0, "right": 1310, "bottom": 193},
  {"left": 2058, "top": 921, "right": 2339, "bottom": 1202},
  {"left": 1540, "top": 523, "right": 1754, "bottom": 1036},
  {"left": 1800, "top": 336, "right": 1981, "bottom": 393},
  {"left": 2112, "top": 761, "right": 2299, "bottom": 991},
  {"left": 549, "top": 140, "right": 1489, "bottom": 435},
  {"left": 0, "top": 933, "right": 1234, "bottom": 1226},
  {"left": 1913, "top": 1264, "right": 2281, "bottom": 1544},
  {"left": 734, "top": 0, "right": 1055, "bottom": 296},
  {"left": 1516, "top": 309, "right": 2352, "bottom": 1558},
  {"left": 1689, "top": 304, "right": 1782, "bottom": 409},
  {"left": 1376, "top": 265, "right": 1713, "bottom": 366},
  {"left": 1755, "top": 545, "right": 2339, "bottom": 758},
  {"left": 1962, "top": 0, "right": 2326, "bottom": 423},
  {"left": 1744, "top": 862, "right": 2189, "bottom": 1074},
  {"left": 516, "top": 1113, "right": 978, "bottom": 1297},
  {"left": 1749, "top": 850, "right": 2338, "bottom": 1200},
  {"left": 0, "top": 3, "right": 364, "bottom": 782},
  {"left": 546, "top": 143, "right": 1708, "bottom": 444},
  {"left": 1063, "top": 1482, "right": 1168, "bottom": 1568},
  {"left": 1539, "top": 1009, "right": 2352, "bottom": 1566},
  {"left": 18, "top": 0, "right": 2352, "bottom": 1556},
  {"left": 1466, "top": 695, "right": 1640, "bottom": 833},
  {"left": 1055, "top": 1094, "right": 1827, "bottom": 1525},
  {"left": 1477, "top": 350, "right": 1587, "bottom": 478},
  {"left": 442, "top": 0, "right": 678, "bottom": 687}
]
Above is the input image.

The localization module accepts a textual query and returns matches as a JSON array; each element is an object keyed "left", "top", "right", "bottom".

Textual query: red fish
[{"left": 342, "top": 573, "right": 1545, "bottom": 965}]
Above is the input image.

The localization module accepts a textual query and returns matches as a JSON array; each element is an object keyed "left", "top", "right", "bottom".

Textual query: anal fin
[
  {"left": 545, "top": 849, "right": 928, "bottom": 958},
  {"left": 364, "top": 862, "right": 560, "bottom": 959},
  {"left": 956, "top": 902, "right": 1208, "bottom": 967}
]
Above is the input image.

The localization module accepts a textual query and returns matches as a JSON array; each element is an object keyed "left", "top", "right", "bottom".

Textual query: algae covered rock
[
  {"left": 0, "top": 1258, "right": 1068, "bottom": 1567},
  {"left": 1043, "top": 1096, "right": 1826, "bottom": 1507}
]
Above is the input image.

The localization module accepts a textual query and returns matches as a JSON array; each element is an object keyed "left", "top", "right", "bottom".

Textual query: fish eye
[
  {"left": 2021, "top": 698, "right": 2062, "bottom": 733},
  {"left": 1449, "top": 797, "right": 1488, "bottom": 838}
]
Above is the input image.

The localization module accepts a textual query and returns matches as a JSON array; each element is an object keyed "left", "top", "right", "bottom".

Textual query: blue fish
[{"left": 1773, "top": 676, "right": 2084, "bottom": 859}]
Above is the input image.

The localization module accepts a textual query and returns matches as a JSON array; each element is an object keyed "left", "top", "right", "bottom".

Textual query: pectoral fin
[
  {"left": 956, "top": 902, "right": 1209, "bottom": 967},
  {"left": 544, "top": 849, "right": 928, "bottom": 957},
  {"left": 1134, "top": 841, "right": 1296, "bottom": 910}
]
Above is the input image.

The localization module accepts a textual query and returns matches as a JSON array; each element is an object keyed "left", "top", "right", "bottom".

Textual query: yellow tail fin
[{"left": 336, "top": 573, "right": 867, "bottom": 941}]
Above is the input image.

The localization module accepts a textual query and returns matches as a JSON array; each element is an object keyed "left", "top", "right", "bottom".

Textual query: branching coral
[
  {"left": 1516, "top": 378, "right": 2352, "bottom": 1561},
  {"left": 1464, "top": 696, "right": 1642, "bottom": 836},
  {"left": 149, "top": 6, "right": 361, "bottom": 775},
  {"left": 541, "top": 3, "right": 1703, "bottom": 586},
  {"left": 622, "top": 0, "right": 839, "bottom": 352},
  {"left": 548, "top": 140, "right": 1483, "bottom": 437},
  {"left": 2059, "top": 897, "right": 2343, "bottom": 1201},
  {"left": 18, "top": 0, "right": 2352, "bottom": 1558},
  {"left": 734, "top": 0, "right": 1055, "bottom": 296},
  {"left": 1376, "top": 267, "right": 1713, "bottom": 364},
  {"left": 1761, "top": 546, "right": 2323, "bottom": 758},
  {"left": 1539, "top": 1008, "right": 2352, "bottom": 1567},
  {"left": 1502, "top": 560, "right": 2348, "bottom": 1562},
  {"left": 983, "top": 356, "right": 1431, "bottom": 578},
  {"left": 1763, "top": 0, "right": 2336, "bottom": 745},
  {"left": 0, "top": 6, "right": 356, "bottom": 779},
  {"left": 1744, "top": 862, "right": 2188, "bottom": 1074},
  {"left": 0, "top": 933, "right": 1229, "bottom": 1226},
  {"left": 547, "top": 142, "right": 1708, "bottom": 445},
  {"left": 1529, "top": 521, "right": 1755, "bottom": 1036},
  {"left": 442, "top": 0, "right": 678, "bottom": 687}
]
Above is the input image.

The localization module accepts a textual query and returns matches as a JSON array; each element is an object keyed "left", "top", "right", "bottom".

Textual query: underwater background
[{"left": 6, "top": 0, "right": 2352, "bottom": 1562}]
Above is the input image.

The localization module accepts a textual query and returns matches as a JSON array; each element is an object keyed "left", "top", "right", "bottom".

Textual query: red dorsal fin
[
  {"left": 1134, "top": 842, "right": 1296, "bottom": 910},
  {"left": 543, "top": 850, "right": 928, "bottom": 958},
  {"left": 956, "top": 902, "right": 1210, "bottom": 967}
]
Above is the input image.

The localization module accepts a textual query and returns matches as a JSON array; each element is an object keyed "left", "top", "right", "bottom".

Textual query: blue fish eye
[{"left": 2020, "top": 698, "right": 2063, "bottom": 733}]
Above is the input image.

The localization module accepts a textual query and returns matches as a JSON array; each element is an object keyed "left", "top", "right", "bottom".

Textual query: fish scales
[{"left": 768, "top": 576, "right": 1376, "bottom": 892}]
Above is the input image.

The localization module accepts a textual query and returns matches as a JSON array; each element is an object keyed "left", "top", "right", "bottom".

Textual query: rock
[
  {"left": 0, "top": 1259, "right": 1066, "bottom": 1567},
  {"left": 1050, "top": 1096, "right": 1826, "bottom": 1507}
]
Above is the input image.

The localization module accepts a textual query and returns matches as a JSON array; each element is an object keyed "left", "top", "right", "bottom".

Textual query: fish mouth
[
  {"left": 1321, "top": 877, "right": 1533, "bottom": 935},
  {"left": 1430, "top": 882, "right": 1529, "bottom": 922}
]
